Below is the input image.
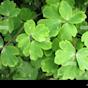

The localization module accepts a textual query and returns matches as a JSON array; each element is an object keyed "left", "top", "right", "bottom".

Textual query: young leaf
[
  {"left": 18, "top": 8, "right": 36, "bottom": 21},
  {"left": 81, "top": 31, "right": 88, "bottom": 47},
  {"left": 41, "top": 56, "right": 58, "bottom": 75},
  {"left": 76, "top": 71, "right": 88, "bottom": 80},
  {"left": 52, "top": 38, "right": 59, "bottom": 51},
  {"left": 57, "top": 64, "right": 81, "bottom": 80},
  {"left": 58, "top": 23, "right": 77, "bottom": 41},
  {"left": 0, "top": 18, "right": 14, "bottom": 34},
  {"left": 1, "top": 46, "right": 19, "bottom": 67},
  {"left": 68, "top": 11, "right": 86, "bottom": 24},
  {"left": 59, "top": 1, "right": 72, "bottom": 20},
  {"left": 44, "top": 50, "right": 52, "bottom": 57},
  {"left": 30, "top": 41, "right": 43, "bottom": 61},
  {"left": 36, "top": 40, "right": 52, "bottom": 50},
  {"left": 24, "top": 20, "right": 36, "bottom": 35},
  {"left": 76, "top": 39, "right": 84, "bottom": 50},
  {"left": 32, "top": 24, "right": 49, "bottom": 42},
  {"left": 16, "top": 33, "right": 30, "bottom": 56},
  {"left": 43, "top": 4, "right": 60, "bottom": 19},
  {"left": 76, "top": 48, "right": 88, "bottom": 71},
  {"left": 13, "top": 62, "right": 38, "bottom": 80},
  {"left": 38, "top": 19, "right": 61, "bottom": 37},
  {"left": 31, "top": 58, "right": 42, "bottom": 69},
  {"left": 54, "top": 40, "right": 75, "bottom": 65},
  {"left": 0, "top": 0, "right": 20, "bottom": 17}
]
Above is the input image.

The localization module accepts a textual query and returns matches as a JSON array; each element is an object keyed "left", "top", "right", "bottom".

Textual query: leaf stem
[
  {"left": 4, "top": 25, "right": 23, "bottom": 47},
  {"left": 4, "top": 13, "right": 42, "bottom": 47}
]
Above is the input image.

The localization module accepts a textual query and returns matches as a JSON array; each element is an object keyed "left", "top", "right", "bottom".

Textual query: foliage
[{"left": 0, "top": 0, "right": 88, "bottom": 80}]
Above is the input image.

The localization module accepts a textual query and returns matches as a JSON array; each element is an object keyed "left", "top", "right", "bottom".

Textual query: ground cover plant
[{"left": 0, "top": 0, "right": 88, "bottom": 80}]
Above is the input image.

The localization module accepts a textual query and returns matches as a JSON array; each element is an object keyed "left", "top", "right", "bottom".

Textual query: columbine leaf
[
  {"left": 12, "top": 16, "right": 21, "bottom": 30},
  {"left": 16, "top": 33, "right": 30, "bottom": 57},
  {"left": 57, "top": 64, "right": 81, "bottom": 80},
  {"left": 52, "top": 38, "right": 59, "bottom": 51},
  {"left": 76, "top": 48, "right": 88, "bottom": 71},
  {"left": 41, "top": 56, "right": 58, "bottom": 75},
  {"left": 76, "top": 39, "right": 84, "bottom": 50},
  {"left": 24, "top": 20, "right": 36, "bottom": 35},
  {"left": 32, "top": 24, "right": 49, "bottom": 42},
  {"left": 81, "top": 31, "right": 88, "bottom": 47},
  {"left": 59, "top": 1, "right": 72, "bottom": 20},
  {"left": 58, "top": 23, "right": 77, "bottom": 41},
  {"left": 43, "top": 4, "right": 60, "bottom": 19},
  {"left": 38, "top": 19, "right": 61, "bottom": 37},
  {"left": 18, "top": 8, "right": 36, "bottom": 21},
  {"left": 54, "top": 40, "right": 75, "bottom": 65},
  {"left": 36, "top": 40, "right": 52, "bottom": 50},
  {"left": 68, "top": 11, "right": 86, "bottom": 24},
  {"left": 30, "top": 41, "right": 43, "bottom": 61},
  {"left": 76, "top": 71, "right": 88, "bottom": 80},
  {"left": 0, "top": 18, "right": 14, "bottom": 34},
  {"left": 1, "top": 45, "right": 19, "bottom": 67},
  {"left": 44, "top": 50, "right": 52, "bottom": 57},
  {"left": 31, "top": 58, "right": 42, "bottom": 69},
  {"left": 0, "top": 0, "right": 20, "bottom": 17},
  {"left": 13, "top": 62, "right": 38, "bottom": 80}
]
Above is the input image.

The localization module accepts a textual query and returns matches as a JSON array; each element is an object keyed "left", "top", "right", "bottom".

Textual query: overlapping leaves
[
  {"left": 0, "top": 0, "right": 20, "bottom": 17},
  {"left": 0, "top": 46, "right": 20, "bottom": 67},
  {"left": 43, "top": 0, "right": 86, "bottom": 40},
  {"left": 0, "top": 0, "right": 87, "bottom": 80},
  {"left": 16, "top": 20, "right": 52, "bottom": 60},
  {"left": 13, "top": 61, "right": 38, "bottom": 80},
  {"left": 55, "top": 40, "right": 88, "bottom": 73}
]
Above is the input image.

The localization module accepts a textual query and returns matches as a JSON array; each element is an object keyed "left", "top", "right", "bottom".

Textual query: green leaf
[
  {"left": 54, "top": 40, "right": 75, "bottom": 65},
  {"left": 24, "top": 20, "right": 36, "bottom": 35},
  {"left": 38, "top": 19, "right": 61, "bottom": 37},
  {"left": 1, "top": 46, "right": 19, "bottom": 67},
  {"left": 16, "top": 33, "right": 30, "bottom": 57},
  {"left": 4, "top": 34, "right": 12, "bottom": 42},
  {"left": 18, "top": 8, "right": 36, "bottom": 21},
  {"left": 43, "top": 4, "right": 60, "bottom": 19},
  {"left": 0, "top": 18, "right": 14, "bottom": 34},
  {"left": 36, "top": 40, "right": 52, "bottom": 50},
  {"left": 68, "top": 11, "right": 86, "bottom": 24},
  {"left": 59, "top": 1, "right": 72, "bottom": 20},
  {"left": 30, "top": 41, "right": 43, "bottom": 61},
  {"left": 0, "top": 0, "right": 20, "bottom": 17},
  {"left": 58, "top": 23, "right": 77, "bottom": 41},
  {"left": 41, "top": 56, "right": 58, "bottom": 75},
  {"left": 13, "top": 62, "right": 38, "bottom": 80},
  {"left": 52, "top": 38, "right": 59, "bottom": 51},
  {"left": 63, "top": 0, "right": 75, "bottom": 7},
  {"left": 76, "top": 71, "right": 88, "bottom": 80},
  {"left": 32, "top": 24, "right": 49, "bottom": 42},
  {"left": 44, "top": 50, "right": 52, "bottom": 57},
  {"left": 0, "top": 38, "right": 4, "bottom": 48},
  {"left": 76, "top": 39, "right": 84, "bottom": 50},
  {"left": 81, "top": 31, "right": 88, "bottom": 47},
  {"left": 76, "top": 48, "right": 88, "bottom": 71},
  {"left": 31, "top": 58, "right": 42, "bottom": 69},
  {"left": 57, "top": 64, "right": 81, "bottom": 80},
  {"left": 12, "top": 17, "right": 22, "bottom": 30}
]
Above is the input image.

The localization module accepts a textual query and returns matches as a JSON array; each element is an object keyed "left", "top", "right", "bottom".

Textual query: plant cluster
[{"left": 0, "top": 0, "right": 88, "bottom": 80}]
